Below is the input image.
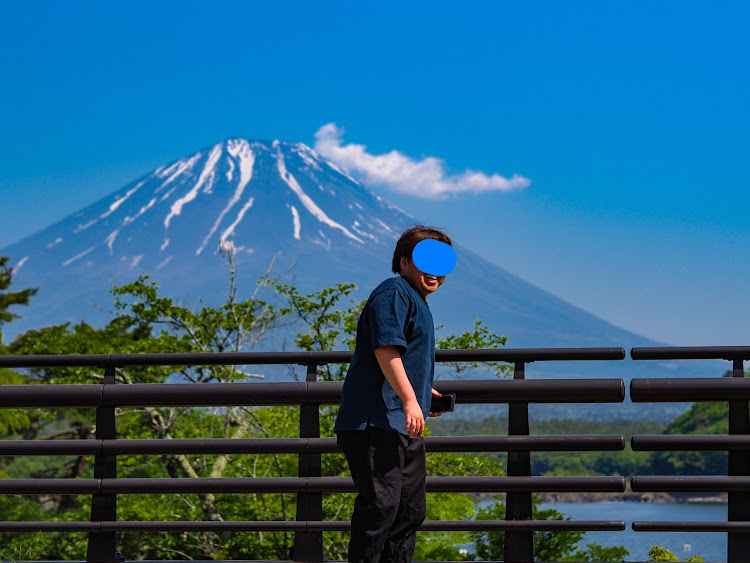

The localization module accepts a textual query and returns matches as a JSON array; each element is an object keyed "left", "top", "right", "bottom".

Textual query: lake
[{"left": 539, "top": 501, "right": 728, "bottom": 562}]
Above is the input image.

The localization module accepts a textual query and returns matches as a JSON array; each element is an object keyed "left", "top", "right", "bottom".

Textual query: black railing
[
  {"left": 0, "top": 348, "right": 628, "bottom": 563},
  {"left": 631, "top": 346, "right": 750, "bottom": 563}
]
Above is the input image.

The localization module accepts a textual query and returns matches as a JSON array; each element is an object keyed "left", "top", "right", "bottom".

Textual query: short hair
[{"left": 392, "top": 225, "right": 453, "bottom": 275}]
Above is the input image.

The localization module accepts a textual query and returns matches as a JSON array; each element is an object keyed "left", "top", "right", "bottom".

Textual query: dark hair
[{"left": 392, "top": 225, "right": 453, "bottom": 274}]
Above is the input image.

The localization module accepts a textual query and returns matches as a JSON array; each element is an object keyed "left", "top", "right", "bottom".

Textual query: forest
[{"left": 430, "top": 401, "right": 732, "bottom": 481}]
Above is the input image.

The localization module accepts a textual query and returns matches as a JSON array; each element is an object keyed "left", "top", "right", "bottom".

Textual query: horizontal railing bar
[
  {"left": 416, "top": 519, "right": 626, "bottom": 532},
  {"left": 420, "top": 476, "right": 625, "bottom": 493},
  {"left": 632, "top": 435, "right": 750, "bottom": 451},
  {"left": 631, "top": 378, "right": 750, "bottom": 402},
  {"left": 0, "top": 522, "right": 101, "bottom": 532},
  {"left": 0, "top": 435, "right": 626, "bottom": 456},
  {"left": 108, "top": 381, "right": 326, "bottom": 407},
  {"left": 0, "top": 352, "right": 353, "bottom": 368},
  {"left": 633, "top": 521, "right": 750, "bottom": 532},
  {"left": 0, "top": 355, "right": 113, "bottom": 368},
  {"left": 425, "top": 435, "right": 625, "bottom": 452},
  {"left": 631, "top": 476, "right": 750, "bottom": 492},
  {"left": 0, "top": 379, "right": 625, "bottom": 408},
  {"left": 432, "top": 379, "right": 625, "bottom": 404},
  {"left": 0, "top": 476, "right": 626, "bottom": 495},
  {"left": 0, "top": 385, "right": 104, "bottom": 407},
  {"left": 0, "top": 519, "right": 627, "bottom": 533},
  {"left": 0, "top": 440, "right": 102, "bottom": 455},
  {"left": 632, "top": 346, "right": 750, "bottom": 361},
  {"left": 436, "top": 348, "right": 626, "bottom": 362},
  {"left": 110, "top": 352, "right": 354, "bottom": 367},
  {"left": 0, "top": 479, "right": 99, "bottom": 494},
  {"left": 0, "top": 348, "right": 627, "bottom": 369}
]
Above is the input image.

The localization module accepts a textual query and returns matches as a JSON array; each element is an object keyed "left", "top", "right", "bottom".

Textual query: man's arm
[{"left": 374, "top": 345, "right": 425, "bottom": 438}]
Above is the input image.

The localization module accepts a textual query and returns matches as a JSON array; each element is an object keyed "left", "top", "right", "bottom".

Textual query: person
[{"left": 334, "top": 225, "right": 456, "bottom": 563}]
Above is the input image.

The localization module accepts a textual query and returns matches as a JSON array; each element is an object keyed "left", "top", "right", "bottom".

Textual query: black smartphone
[{"left": 430, "top": 393, "right": 456, "bottom": 414}]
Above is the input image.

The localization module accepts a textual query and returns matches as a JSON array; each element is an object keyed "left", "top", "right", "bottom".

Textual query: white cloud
[{"left": 313, "top": 123, "right": 531, "bottom": 199}]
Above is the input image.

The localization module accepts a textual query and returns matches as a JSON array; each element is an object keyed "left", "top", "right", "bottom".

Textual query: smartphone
[{"left": 430, "top": 393, "right": 456, "bottom": 414}]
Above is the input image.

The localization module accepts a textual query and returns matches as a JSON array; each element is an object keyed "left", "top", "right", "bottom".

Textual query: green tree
[
  {"left": 7, "top": 255, "right": 297, "bottom": 560},
  {"left": 0, "top": 256, "right": 39, "bottom": 436},
  {"left": 0, "top": 256, "right": 38, "bottom": 346},
  {"left": 436, "top": 318, "right": 513, "bottom": 379},
  {"left": 648, "top": 545, "right": 705, "bottom": 561},
  {"left": 649, "top": 401, "right": 729, "bottom": 476},
  {"left": 262, "top": 277, "right": 362, "bottom": 381}
]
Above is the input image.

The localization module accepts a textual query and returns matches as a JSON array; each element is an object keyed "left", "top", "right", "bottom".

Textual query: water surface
[{"left": 540, "top": 501, "right": 728, "bottom": 562}]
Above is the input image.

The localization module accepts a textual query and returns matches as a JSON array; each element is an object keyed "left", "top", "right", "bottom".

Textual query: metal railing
[
  {"left": 631, "top": 346, "right": 750, "bottom": 563},
  {"left": 0, "top": 348, "right": 628, "bottom": 563}
]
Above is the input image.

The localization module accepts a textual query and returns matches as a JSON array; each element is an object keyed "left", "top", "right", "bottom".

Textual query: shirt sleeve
[{"left": 368, "top": 288, "right": 411, "bottom": 355}]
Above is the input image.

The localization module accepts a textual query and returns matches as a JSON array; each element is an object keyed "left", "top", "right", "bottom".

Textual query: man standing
[{"left": 335, "top": 225, "right": 457, "bottom": 563}]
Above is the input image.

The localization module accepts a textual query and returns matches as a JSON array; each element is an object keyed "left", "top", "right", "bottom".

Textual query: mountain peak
[{"left": 3, "top": 138, "right": 413, "bottom": 310}]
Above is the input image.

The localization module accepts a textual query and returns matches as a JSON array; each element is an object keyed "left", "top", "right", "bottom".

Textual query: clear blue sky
[{"left": 1, "top": 1, "right": 749, "bottom": 345}]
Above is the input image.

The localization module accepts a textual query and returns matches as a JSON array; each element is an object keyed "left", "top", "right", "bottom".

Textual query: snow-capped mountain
[
  {"left": 4, "top": 140, "right": 417, "bottom": 330},
  {"left": 1, "top": 138, "right": 715, "bottom": 419}
]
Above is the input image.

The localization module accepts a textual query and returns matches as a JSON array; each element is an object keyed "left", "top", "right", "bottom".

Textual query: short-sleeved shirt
[{"left": 334, "top": 276, "right": 435, "bottom": 436}]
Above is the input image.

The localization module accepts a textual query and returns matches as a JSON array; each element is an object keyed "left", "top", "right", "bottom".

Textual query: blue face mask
[{"left": 412, "top": 239, "right": 457, "bottom": 276}]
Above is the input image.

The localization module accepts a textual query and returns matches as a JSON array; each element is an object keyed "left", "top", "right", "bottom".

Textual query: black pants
[{"left": 337, "top": 425, "right": 427, "bottom": 563}]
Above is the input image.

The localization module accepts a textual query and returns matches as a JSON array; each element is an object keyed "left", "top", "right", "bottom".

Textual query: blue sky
[{"left": 1, "top": 1, "right": 749, "bottom": 345}]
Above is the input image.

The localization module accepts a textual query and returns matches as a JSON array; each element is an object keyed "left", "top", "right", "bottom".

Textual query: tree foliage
[
  {"left": 648, "top": 400, "right": 730, "bottom": 477},
  {"left": 5, "top": 255, "right": 299, "bottom": 560},
  {"left": 648, "top": 545, "right": 705, "bottom": 561},
  {"left": 0, "top": 256, "right": 38, "bottom": 337},
  {"left": 436, "top": 318, "right": 513, "bottom": 379},
  {"left": 262, "top": 277, "right": 362, "bottom": 381},
  {"left": 0, "top": 256, "right": 39, "bottom": 436}
]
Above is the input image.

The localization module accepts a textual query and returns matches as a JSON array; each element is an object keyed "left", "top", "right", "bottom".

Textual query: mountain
[{"left": 1, "top": 138, "right": 718, "bottom": 420}]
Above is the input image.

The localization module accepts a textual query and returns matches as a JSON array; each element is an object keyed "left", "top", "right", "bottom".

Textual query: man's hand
[
  {"left": 428, "top": 387, "right": 443, "bottom": 418},
  {"left": 403, "top": 397, "right": 425, "bottom": 438}
]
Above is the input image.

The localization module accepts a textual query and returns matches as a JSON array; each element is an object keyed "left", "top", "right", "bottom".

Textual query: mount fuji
[{"left": 1, "top": 138, "right": 713, "bottom": 419}]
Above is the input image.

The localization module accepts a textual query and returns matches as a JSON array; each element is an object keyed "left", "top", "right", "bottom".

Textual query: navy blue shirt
[{"left": 334, "top": 276, "right": 435, "bottom": 436}]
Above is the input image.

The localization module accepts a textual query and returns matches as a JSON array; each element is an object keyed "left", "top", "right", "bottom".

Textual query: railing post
[
  {"left": 504, "top": 361, "right": 533, "bottom": 562},
  {"left": 728, "top": 358, "right": 750, "bottom": 563},
  {"left": 294, "top": 362, "right": 324, "bottom": 561},
  {"left": 87, "top": 364, "right": 117, "bottom": 563}
]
